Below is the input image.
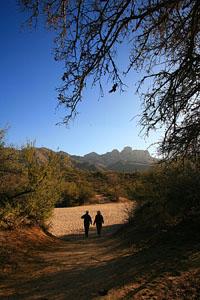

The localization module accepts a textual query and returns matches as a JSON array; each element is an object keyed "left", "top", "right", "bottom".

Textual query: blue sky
[{"left": 0, "top": 1, "right": 162, "bottom": 157}]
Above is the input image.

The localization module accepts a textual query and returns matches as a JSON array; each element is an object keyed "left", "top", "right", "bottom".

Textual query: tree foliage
[
  {"left": 57, "top": 180, "right": 95, "bottom": 207},
  {"left": 128, "top": 160, "right": 200, "bottom": 227},
  {"left": 0, "top": 134, "right": 63, "bottom": 229},
  {"left": 18, "top": 0, "right": 200, "bottom": 161}
]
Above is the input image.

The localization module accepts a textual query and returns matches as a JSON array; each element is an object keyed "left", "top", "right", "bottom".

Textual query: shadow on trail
[
  {"left": 60, "top": 224, "right": 123, "bottom": 241},
  {"left": 1, "top": 222, "right": 200, "bottom": 300}
]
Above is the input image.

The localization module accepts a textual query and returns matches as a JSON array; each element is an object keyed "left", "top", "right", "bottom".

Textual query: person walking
[
  {"left": 81, "top": 211, "right": 92, "bottom": 237},
  {"left": 94, "top": 211, "right": 104, "bottom": 236}
]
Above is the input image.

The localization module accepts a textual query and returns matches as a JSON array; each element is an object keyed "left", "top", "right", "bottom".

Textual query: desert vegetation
[
  {"left": 4, "top": 0, "right": 198, "bottom": 233},
  {"left": 0, "top": 130, "right": 63, "bottom": 229},
  {"left": 0, "top": 128, "right": 136, "bottom": 230},
  {"left": 1, "top": 0, "right": 199, "bottom": 297},
  {"left": 1, "top": 127, "right": 200, "bottom": 299},
  {"left": 128, "top": 160, "right": 200, "bottom": 228},
  {"left": 1, "top": 127, "right": 199, "bottom": 232}
]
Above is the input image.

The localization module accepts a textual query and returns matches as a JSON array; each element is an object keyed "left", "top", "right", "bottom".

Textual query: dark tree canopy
[{"left": 17, "top": 0, "right": 200, "bottom": 161}]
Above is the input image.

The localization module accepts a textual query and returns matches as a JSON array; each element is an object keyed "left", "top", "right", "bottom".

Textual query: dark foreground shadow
[
  {"left": 60, "top": 223, "right": 124, "bottom": 241},
  {"left": 1, "top": 220, "right": 199, "bottom": 300}
]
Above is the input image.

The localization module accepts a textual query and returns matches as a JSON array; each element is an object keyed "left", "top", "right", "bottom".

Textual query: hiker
[
  {"left": 94, "top": 210, "right": 104, "bottom": 236},
  {"left": 81, "top": 211, "right": 92, "bottom": 237}
]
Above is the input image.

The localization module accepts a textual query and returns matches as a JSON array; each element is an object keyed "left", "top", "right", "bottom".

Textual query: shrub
[
  {"left": 0, "top": 138, "right": 63, "bottom": 229},
  {"left": 78, "top": 184, "right": 94, "bottom": 205},
  {"left": 128, "top": 160, "right": 200, "bottom": 227},
  {"left": 58, "top": 182, "right": 80, "bottom": 207},
  {"left": 57, "top": 181, "right": 94, "bottom": 207}
]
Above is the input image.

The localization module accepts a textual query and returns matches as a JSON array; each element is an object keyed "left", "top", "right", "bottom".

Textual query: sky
[{"left": 0, "top": 1, "right": 163, "bottom": 157}]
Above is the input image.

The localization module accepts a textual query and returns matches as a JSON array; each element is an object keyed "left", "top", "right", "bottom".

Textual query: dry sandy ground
[
  {"left": 47, "top": 202, "right": 133, "bottom": 237},
  {"left": 0, "top": 202, "right": 200, "bottom": 300}
]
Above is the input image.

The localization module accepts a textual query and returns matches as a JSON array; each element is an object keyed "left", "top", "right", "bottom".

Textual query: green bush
[
  {"left": 78, "top": 184, "right": 94, "bottom": 205},
  {"left": 128, "top": 160, "right": 200, "bottom": 227},
  {"left": 0, "top": 137, "right": 63, "bottom": 229},
  {"left": 58, "top": 182, "right": 80, "bottom": 207},
  {"left": 57, "top": 181, "right": 94, "bottom": 207}
]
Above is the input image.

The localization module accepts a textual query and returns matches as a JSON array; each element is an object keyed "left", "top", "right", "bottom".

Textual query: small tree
[
  {"left": 59, "top": 181, "right": 80, "bottom": 207},
  {"left": 105, "top": 173, "right": 124, "bottom": 202},
  {"left": 21, "top": 142, "right": 63, "bottom": 225},
  {"left": 129, "top": 161, "right": 200, "bottom": 227},
  {"left": 0, "top": 136, "right": 63, "bottom": 229},
  {"left": 78, "top": 183, "right": 94, "bottom": 205}
]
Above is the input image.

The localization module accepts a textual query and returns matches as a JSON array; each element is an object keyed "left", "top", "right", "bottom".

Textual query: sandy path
[
  {"left": 0, "top": 234, "right": 133, "bottom": 300},
  {"left": 47, "top": 202, "right": 132, "bottom": 237},
  {"left": 0, "top": 201, "right": 199, "bottom": 300},
  {"left": 0, "top": 202, "right": 134, "bottom": 300}
]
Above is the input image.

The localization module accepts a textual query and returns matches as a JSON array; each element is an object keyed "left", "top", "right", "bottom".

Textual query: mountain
[
  {"left": 33, "top": 146, "right": 157, "bottom": 172},
  {"left": 70, "top": 146, "right": 157, "bottom": 172},
  {"left": 33, "top": 148, "right": 105, "bottom": 171}
]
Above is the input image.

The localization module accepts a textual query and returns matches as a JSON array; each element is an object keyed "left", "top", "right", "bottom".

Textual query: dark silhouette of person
[
  {"left": 81, "top": 211, "right": 92, "bottom": 237},
  {"left": 94, "top": 210, "right": 104, "bottom": 236}
]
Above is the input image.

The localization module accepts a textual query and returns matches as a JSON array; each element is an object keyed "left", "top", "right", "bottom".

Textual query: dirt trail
[
  {"left": 47, "top": 202, "right": 132, "bottom": 237},
  {"left": 0, "top": 202, "right": 134, "bottom": 300},
  {"left": 0, "top": 202, "right": 200, "bottom": 300},
  {"left": 0, "top": 234, "right": 128, "bottom": 300}
]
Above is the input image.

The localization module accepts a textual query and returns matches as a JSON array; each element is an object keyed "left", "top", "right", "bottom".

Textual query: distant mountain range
[
  {"left": 34, "top": 146, "right": 157, "bottom": 172},
  {"left": 69, "top": 146, "right": 157, "bottom": 172}
]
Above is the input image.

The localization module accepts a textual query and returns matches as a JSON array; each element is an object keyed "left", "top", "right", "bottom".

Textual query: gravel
[{"left": 47, "top": 202, "right": 133, "bottom": 238}]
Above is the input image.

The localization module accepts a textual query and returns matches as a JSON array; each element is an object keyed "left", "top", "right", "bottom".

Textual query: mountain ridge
[
  {"left": 69, "top": 146, "right": 157, "bottom": 172},
  {"left": 33, "top": 146, "right": 157, "bottom": 172}
]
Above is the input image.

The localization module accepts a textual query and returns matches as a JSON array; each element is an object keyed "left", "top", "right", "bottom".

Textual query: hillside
[
  {"left": 33, "top": 146, "right": 157, "bottom": 172},
  {"left": 70, "top": 146, "right": 156, "bottom": 172}
]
